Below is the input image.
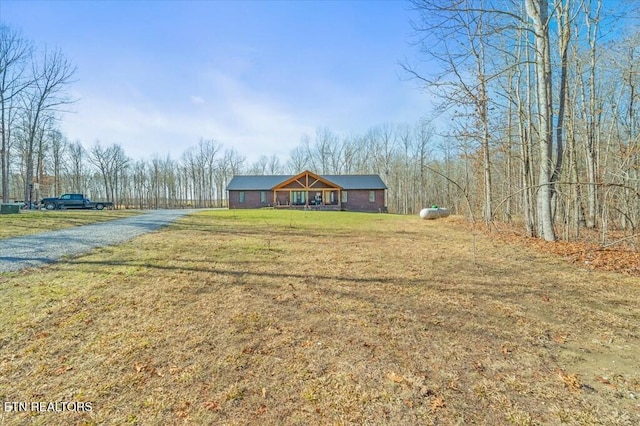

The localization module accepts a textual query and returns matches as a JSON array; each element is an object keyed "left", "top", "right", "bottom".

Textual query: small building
[{"left": 227, "top": 170, "right": 387, "bottom": 212}]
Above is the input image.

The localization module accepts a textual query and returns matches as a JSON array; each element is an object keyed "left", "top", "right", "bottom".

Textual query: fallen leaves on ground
[
  {"left": 559, "top": 370, "right": 582, "bottom": 393},
  {"left": 475, "top": 219, "right": 640, "bottom": 276}
]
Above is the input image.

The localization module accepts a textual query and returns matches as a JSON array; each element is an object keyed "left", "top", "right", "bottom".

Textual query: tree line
[
  {"left": 407, "top": 0, "right": 640, "bottom": 241},
  {"left": 3, "top": 0, "right": 640, "bottom": 245}
]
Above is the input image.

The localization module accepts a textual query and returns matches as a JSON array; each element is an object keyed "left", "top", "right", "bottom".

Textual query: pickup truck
[{"left": 40, "top": 194, "right": 113, "bottom": 211}]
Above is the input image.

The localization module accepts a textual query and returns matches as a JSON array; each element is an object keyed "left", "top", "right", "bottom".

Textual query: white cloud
[
  {"left": 60, "top": 59, "right": 433, "bottom": 165},
  {"left": 60, "top": 77, "right": 315, "bottom": 163},
  {"left": 190, "top": 95, "right": 205, "bottom": 105}
]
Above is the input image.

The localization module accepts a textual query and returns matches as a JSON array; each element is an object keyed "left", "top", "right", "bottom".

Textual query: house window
[
  {"left": 260, "top": 191, "right": 266, "bottom": 203},
  {"left": 369, "top": 191, "right": 375, "bottom": 202},
  {"left": 291, "top": 191, "right": 306, "bottom": 205},
  {"left": 341, "top": 191, "right": 348, "bottom": 203},
  {"left": 239, "top": 192, "right": 245, "bottom": 203}
]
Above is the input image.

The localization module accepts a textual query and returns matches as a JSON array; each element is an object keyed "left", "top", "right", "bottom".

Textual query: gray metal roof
[
  {"left": 322, "top": 175, "right": 387, "bottom": 190},
  {"left": 227, "top": 175, "right": 292, "bottom": 190},
  {"left": 227, "top": 174, "right": 387, "bottom": 191}
]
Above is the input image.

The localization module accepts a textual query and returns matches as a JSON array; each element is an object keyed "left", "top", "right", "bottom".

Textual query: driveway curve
[{"left": 0, "top": 209, "right": 199, "bottom": 273}]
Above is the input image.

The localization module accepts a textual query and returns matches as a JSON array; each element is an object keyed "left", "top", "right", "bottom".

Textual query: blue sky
[{"left": 1, "top": 0, "right": 431, "bottom": 162}]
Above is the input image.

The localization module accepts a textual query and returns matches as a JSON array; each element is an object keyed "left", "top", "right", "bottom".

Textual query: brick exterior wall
[
  {"left": 342, "top": 189, "right": 386, "bottom": 212},
  {"left": 228, "top": 190, "right": 274, "bottom": 209},
  {"left": 228, "top": 189, "right": 387, "bottom": 212}
]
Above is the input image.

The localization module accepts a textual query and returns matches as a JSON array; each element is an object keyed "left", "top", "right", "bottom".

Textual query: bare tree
[
  {"left": 213, "top": 157, "right": 228, "bottom": 208},
  {"left": 20, "top": 48, "right": 75, "bottom": 205},
  {"left": 288, "top": 144, "right": 310, "bottom": 173},
  {"left": 88, "top": 142, "right": 129, "bottom": 206},
  {"left": 131, "top": 159, "right": 148, "bottom": 209},
  {"left": 0, "top": 25, "right": 32, "bottom": 202},
  {"left": 340, "top": 135, "right": 358, "bottom": 175},
  {"left": 49, "top": 129, "right": 66, "bottom": 196},
  {"left": 66, "top": 140, "right": 86, "bottom": 193},
  {"left": 580, "top": 0, "right": 603, "bottom": 229},
  {"left": 525, "top": 0, "right": 556, "bottom": 240},
  {"left": 415, "top": 120, "right": 434, "bottom": 211},
  {"left": 405, "top": 0, "right": 516, "bottom": 222},
  {"left": 199, "top": 139, "right": 221, "bottom": 206},
  {"left": 88, "top": 142, "right": 111, "bottom": 201},
  {"left": 302, "top": 127, "right": 340, "bottom": 174},
  {"left": 610, "top": 32, "right": 640, "bottom": 231},
  {"left": 267, "top": 154, "right": 283, "bottom": 174},
  {"left": 249, "top": 155, "right": 269, "bottom": 175}
]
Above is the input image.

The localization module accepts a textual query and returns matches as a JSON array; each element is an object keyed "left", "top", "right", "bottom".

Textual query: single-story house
[{"left": 227, "top": 170, "right": 387, "bottom": 212}]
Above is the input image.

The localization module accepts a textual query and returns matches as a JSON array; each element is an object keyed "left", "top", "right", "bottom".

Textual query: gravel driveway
[{"left": 0, "top": 209, "right": 198, "bottom": 273}]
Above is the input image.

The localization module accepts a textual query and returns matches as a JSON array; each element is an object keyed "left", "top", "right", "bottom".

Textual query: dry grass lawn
[{"left": 1, "top": 209, "right": 639, "bottom": 425}]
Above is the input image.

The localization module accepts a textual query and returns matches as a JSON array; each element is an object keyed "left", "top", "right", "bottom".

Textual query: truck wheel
[
  {"left": 45, "top": 202, "right": 56, "bottom": 210},
  {"left": 95, "top": 203, "right": 104, "bottom": 210}
]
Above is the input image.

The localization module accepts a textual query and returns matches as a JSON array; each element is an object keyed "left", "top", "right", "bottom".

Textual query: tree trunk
[{"left": 527, "top": 0, "right": 556, "bottom": 241}]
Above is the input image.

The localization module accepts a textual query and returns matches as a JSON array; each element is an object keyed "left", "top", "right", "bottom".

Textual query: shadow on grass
[
  {"left": 55, "top": 258, "right": 551, "bottom": 352},
  {"left": 57, "top": 256, "right": 552, "bottom": 305},
  {"left": 60, "top": 257, "right": 414, "bottom": 286}
]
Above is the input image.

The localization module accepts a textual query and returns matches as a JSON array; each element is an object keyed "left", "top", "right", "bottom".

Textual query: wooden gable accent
[
  {"left": 271, "top": 170, "right": 343, "bottom": 208},
  {"left": 271, "top": 170, "right": 342, "bottom": 191}
]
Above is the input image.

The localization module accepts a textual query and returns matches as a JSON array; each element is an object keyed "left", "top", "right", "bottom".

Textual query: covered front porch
[{"left": 272, "top": 171, "right": 342, "bottom": 209}]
